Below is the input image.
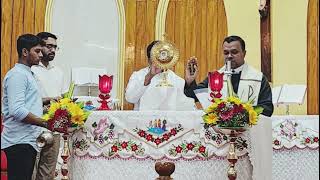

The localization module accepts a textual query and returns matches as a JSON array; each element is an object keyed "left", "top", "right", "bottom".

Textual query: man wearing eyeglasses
[{"left": 31, "top": 32, "right": 68, "bottom": 180}]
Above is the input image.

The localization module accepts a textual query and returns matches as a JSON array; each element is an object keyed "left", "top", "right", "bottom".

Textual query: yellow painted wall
[
  {"left": 271, "top": 0, "right": 308, "bottom": 115},
  {"left": 225, "top": 0, "right": 309, "bottom": 115},
  {"left": 224, "top": 0, "right": 261, "bottom": 70}
]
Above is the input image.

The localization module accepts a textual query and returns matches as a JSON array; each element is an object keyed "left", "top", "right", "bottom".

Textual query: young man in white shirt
[{"left": 31, "top": 32, "right": 68, "bottom": 180}]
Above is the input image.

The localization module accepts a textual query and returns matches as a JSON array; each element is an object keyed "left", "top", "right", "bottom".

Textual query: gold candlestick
[
  {"left": 157, "top": 70, "right": 173, "bottom": 87},
  {"left": 227, "top": 130, "right": 238, "bottom": 180},
  {"left": 61, "top": 133, "right": 70, "bottom": 180}
]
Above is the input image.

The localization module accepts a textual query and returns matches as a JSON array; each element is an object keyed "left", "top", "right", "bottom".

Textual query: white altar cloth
[
  {"left": 58, "top": 113, "right": 319, "bottom": 180},
  {"left": 272, "top": 115, "right": 319, "bottom": 180},
  {"left": 67, "top": 111, "right": 272, "bottom": 180}
]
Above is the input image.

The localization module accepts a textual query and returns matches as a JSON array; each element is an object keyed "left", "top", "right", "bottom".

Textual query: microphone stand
[
  {"left": 225, "top": 59, "right": 235, "bottom": 97},
  {"left": 224, "top": 59, "right": 239, "bottom": 180}
]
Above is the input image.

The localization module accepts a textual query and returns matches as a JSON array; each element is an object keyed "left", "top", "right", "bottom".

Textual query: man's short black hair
[
  {"left": 223, "top": 35, "right": 246, "bottom": 51},
  {"left": 17, "top": 34, "right": 44, "bottom": 57},
  {"left": 36, "top": 32, "right": 57, "bottom": 40},
  {"left": 146, "top": 40, "right": 160, "bottom": 61}
]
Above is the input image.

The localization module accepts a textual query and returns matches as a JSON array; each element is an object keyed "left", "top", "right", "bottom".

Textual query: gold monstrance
[{"left": 150, "top": 40, "right": 179, "bottom": 87}]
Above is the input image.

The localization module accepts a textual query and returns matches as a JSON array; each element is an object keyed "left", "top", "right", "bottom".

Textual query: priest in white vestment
[
  {"left": 184, "top": 35, "right": 273, "bottom": 180},
  {"left": 184, "top": 35, "right": 273, "bottom": 117},
  {"left": 125, "top": 41, "right": 194, "bottom": 111}
]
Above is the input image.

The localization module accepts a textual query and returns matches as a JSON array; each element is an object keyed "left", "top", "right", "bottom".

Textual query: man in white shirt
[
  {"left": 125, "top": 41, "right": 194, "bottom": 110},
  {"left": 31, "top": 32, "right": 68, "bottom": 180}
]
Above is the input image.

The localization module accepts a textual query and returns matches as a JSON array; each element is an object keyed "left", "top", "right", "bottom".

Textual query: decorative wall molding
[
  {"left": 116, "top": 0, "right": 126, "bottom": 109},
  {"left": 155, "top": 0, "right": 170, "bottom": 40},
  {"left": 45, "top": 0, "right": 54, "bottom": 32}
]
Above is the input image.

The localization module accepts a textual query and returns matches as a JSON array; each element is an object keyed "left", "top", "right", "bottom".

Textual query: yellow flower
[
  {"left": 203, "top": 94, "right": 261, "bottom": 127},
  {"left": 205, "top": 103, "right": 217, "bottom": 113},
  {"left": 42, "top": 97, "right": 90, "bottom": 127},
  {"left": 203, "top": 113, "right": 218, "bottom": 125},
  {"left": 71, "top": 114, "right": 85, "bottom": 126},
  {"left": 48, "top": 102, "right": 60, "bottom": 116},
  {"left": 68, "top": 104, "right": 82, "bottom": 115},
  {"left": 228, "top": 96, "right": 241, "bottom": 105},
  {"left": 249, "top": 110, "right": 258, "bottom": 125},
  {"left": 60, "top": 98, "right": 72, "bottom": 107},
  {"left": 243, "top": 103, "right": 254, "bottom": 112},
  {"left": 67, "top": 104, "right": 86, "bottom": 125},
  {"left": 213, "top": 98, "right": 222, "bottom": 103},
  {"left": 42, "top": 114, "right": 50, "bottom": 121}
]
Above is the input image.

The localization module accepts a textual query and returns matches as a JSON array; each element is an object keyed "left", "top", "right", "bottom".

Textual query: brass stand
[
  {"left": 227, "top": 130, "right": 238, "bottom": 180},
  {"left": 61, "top": 133, "right": 70, "bottom": 180},
  {"left": 156, "top": 70, "right": 173, "bottom": 87}
]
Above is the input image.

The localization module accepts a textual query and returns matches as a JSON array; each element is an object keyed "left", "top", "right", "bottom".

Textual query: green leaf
[
  {"left": 254, "top": 106, "right": 264, "bottom": 115},
  {"left": 84, "top": 111, "right": 91, "bottom": 119},
  {"left": 62, "top": 92, "right": 68, "bottom": 98},
  {"left": 202, "top": 152, "right": 208, "bottom": 158},
  {"left": 77, "top": 101, "right": 85, "bottom": 108},
  {"left": 66, "top": 81, "right": 75, "bottom": 99},
  {"left": 108, "top": 151, "right": 114, "bottom": 157},
  {"left": 128, "top": 141, "right": 134, "bottom": 146},
  {"left": 202, "top": 114, "right": 209, "bottom": 123}
]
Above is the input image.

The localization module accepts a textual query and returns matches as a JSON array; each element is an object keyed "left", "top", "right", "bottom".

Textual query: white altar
[
  {"left": 67, "top": 111, "right": 272, "bottom": 180},
  {"left": 64, "top": 112, "right": 318, "bottom": 180}
]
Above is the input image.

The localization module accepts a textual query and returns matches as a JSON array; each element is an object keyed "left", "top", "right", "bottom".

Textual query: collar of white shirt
[
  {"left": 37, "top": 61, "right": 54, "bottom": 70},
  {"left": 231, "top": 64, "right": 244, "bottom": 74}
]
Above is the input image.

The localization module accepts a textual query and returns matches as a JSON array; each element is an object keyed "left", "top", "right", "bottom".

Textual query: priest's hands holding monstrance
[
  {"left": 150, "top": 40, "right": 179, "bottom": 87},
  {"left": 144, "top": 62, "right": 163, "bottom": 86},
  {"left": 147, "top": 39, "right": 199, "bottom": 88}
]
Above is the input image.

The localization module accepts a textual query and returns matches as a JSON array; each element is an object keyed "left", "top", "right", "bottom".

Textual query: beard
[{"left": 44, "top": 53, "right": 55, "bottom": 61}]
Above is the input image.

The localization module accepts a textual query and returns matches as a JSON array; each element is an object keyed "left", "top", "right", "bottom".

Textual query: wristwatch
[{"left": 42, "top": 121, "right": 48, "bottom": 129}]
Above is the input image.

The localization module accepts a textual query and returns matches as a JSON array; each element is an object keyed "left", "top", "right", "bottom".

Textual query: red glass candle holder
[
  {"left": 97, "top": 75, "right": 113, "bottom": 110},
  {"left": 208, "top": 71, "right": 224, "bottom": 99}
]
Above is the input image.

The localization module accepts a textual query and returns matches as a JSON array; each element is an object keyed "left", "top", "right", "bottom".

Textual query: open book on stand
[
  {"left": 71, "top": 67, "right": 107, "bottom": 86},
  {"left": 272, "top": 84, "right": 307, "bottom": 105},
  {"left": 71, "top": 67, "right": 107, "bottom": 96},
  {"left": 194, "top": 88, "right": 211, "bottom": 110}
]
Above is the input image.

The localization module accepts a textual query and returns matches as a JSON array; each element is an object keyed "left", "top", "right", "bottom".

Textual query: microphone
[
  {"left": 226, "top": 59, "right": 231, "bottom": 72},
  {"left": 225, "top": 59, "right": 235, "bottom": 96},
  {"left": 226, "top": 59, "right": 236, "bottom": 74},
  {"left": 225, "top": 59, "right": 233, "bottom": 75}
]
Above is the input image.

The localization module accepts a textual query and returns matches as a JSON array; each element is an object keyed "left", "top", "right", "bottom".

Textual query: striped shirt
[{"left": 1, "top": 63, "right": 44, "bottom": 152}]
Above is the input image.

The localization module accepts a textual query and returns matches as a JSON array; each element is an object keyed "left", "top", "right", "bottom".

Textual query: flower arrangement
[
  {"left": 202, "top": 96, "right": 263, "bottom": 128},
  {"left": 42, "top": 98, "right": 91, "bottom": 132}
]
